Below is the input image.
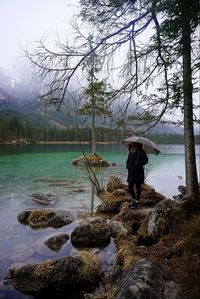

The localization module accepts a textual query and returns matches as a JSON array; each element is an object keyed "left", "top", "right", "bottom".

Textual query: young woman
[{"left": 126, "top": 142, "right": 148, "bottom": 209}]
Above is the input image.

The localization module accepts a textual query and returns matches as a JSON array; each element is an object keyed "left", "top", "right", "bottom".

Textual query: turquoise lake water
[{"left": 0, "top": 143, "right": 199, "bottom": 298}]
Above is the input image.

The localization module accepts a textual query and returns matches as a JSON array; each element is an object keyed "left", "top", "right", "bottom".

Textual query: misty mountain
[
  {"left": 0, "top": 67, "right": 76, "bottom": 128},
  {"left": 0, "top": 66, "right": 189, "bottom": 135}
]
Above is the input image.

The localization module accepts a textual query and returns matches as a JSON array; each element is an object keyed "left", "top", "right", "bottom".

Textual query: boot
[{"left": 128, "top": 200, "right": 139, "bottom": 209}]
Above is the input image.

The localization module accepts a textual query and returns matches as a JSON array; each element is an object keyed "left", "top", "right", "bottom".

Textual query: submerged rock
[
  {"left": 30, "top": 192, "right": 56, "bottom": 205},
  {"left": 10, "top": 245, "right": 35, "bottom": 263},
  {"left": 4, "top": 251, "right": 101, "bottom": 296},
  {"left": 17, "top": 209, "right": 75, "bottom": 228}
]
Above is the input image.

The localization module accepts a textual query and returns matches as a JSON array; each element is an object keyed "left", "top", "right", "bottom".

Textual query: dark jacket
[{"left": 126, "top": 149, "right": 148, "bottom": 184}]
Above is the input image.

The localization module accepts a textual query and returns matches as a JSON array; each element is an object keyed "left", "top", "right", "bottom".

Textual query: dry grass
[
  {"left": 115, "top": 235, "right": 140, "bottom": 269},
  {"left": 32, "top": 259, "right": 54, "bottom": 281},
  {"left": 77, "top": 251, "right": 101, "bottom": 281},
  {"left": 86, "top": 153, "right": 104, "bottom": 161},
  {"left": 99, "top": 190, "right": 130, "bottom": 206}
]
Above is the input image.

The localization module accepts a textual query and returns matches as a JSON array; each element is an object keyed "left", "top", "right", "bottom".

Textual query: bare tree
[{"left": 25, "top": 0, "right": 200, "bottom": 203}]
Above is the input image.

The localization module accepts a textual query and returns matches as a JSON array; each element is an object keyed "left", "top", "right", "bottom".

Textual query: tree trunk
[
  {"left": 182, "top": 2, "right": 200, "bottom": 202},
  {"left": 92, "top": 108, "right": 96, "bottom": 154},
  {"left": 91, "top": 73, "right": 96, "bottom": 154}
]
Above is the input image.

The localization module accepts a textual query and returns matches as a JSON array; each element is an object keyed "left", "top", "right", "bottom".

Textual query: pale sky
[{"left": 0, "top": 0, "right": 79, "bottom": 70}]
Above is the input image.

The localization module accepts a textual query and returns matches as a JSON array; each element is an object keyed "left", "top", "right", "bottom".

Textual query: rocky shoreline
[{"left": 2, "top": 176, "right": 200, "bottom": 299}]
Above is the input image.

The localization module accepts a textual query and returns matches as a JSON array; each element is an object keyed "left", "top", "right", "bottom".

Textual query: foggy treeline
[{"left": 1, "top": 114, "right": 198, "bottom": 144}]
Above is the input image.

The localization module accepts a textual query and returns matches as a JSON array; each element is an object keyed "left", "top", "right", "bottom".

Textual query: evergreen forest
[{"left": 1, "top": 113, "right": 199, "bottom": 144}]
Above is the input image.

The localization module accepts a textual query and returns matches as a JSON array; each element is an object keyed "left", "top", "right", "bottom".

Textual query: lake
[{"left": 0, "top": 143, "right": 199, "bottom": 298}]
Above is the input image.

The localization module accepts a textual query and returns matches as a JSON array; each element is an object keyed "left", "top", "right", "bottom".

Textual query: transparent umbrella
[{"left": 122, "top": 136, "right": 161, "bottom": 154}]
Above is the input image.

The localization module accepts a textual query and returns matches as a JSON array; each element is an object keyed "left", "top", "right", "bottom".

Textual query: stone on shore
[
  {"left": 71, "top": 217, "right": 111, "bottom": 248},
  {"left": 113, "top": 202, "right": 152, "bottom": 234},
  {"left": 138, "top": 199, "right": 183, "bottom": 244},
  {"left": 112, "top": 259, "right": 183, "bottom": 299},
  {"left": 97, "top": 177, "right": 167, "bottom": 214},
  {"left": 106, "top": 176, "right": 127, "bottom": 192},
  {"left": 107, "top": 220, "right": 128, "bottom": 238},
  {"left": 4, "top": 251, "right": 101, "bottom": 296},
  {"left": 97, "top": 190, "right": 131, "bottom": 213},
  {"left": 139, "top": 189, "right": 166, "bottom": 207}
]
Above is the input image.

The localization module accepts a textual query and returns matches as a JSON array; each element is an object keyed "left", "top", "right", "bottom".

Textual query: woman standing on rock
[{"left": 126, "top": 142, "right": 148, "bottom": 209}]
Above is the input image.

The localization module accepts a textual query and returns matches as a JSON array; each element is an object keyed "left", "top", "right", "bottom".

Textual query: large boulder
[
  {"left": 147, "top": 199, "right": 182, "bottom": 241},
  {"left": 113, "top": 259, "right": 183, "bottom": 299},
  {"left": 4, "top": 251, "right": 101, "bottom": 296},
  {"left": 71, "top": 217, "right": 111, "bottom": 248},
  {"left": 17, "top": 209, "right": 75, "bottom": 228},
  {"left": 138, "top": 199, "right": 183, "bottom": 244}
]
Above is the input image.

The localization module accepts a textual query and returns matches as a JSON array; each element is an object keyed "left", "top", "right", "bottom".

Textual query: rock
[
  {"left": 173, "top": 185, "right": 187, "bottom": 201},
  {"left": 17, "top": 209, "right": 75, "bottom": 228},
  {"left": 113, "top": 259, "right": 183, "bottom": 299},
  {"left": 17, "top": 210, "right": 31, "bottom": 224},
  {"left": 106, "top": 176, "right": 127, "bottom": 192},
  {"left": 4, "top": 251, "right": 101, "bottom": 296},
  {"left": 103, "top": 264, "right": 123, "bottom": 286},
  {"left": 97, "top": 190, "right": 131, "bottom": 213},
  {"left": 178, "top": 185, "right": 187, "bottom": 195},
  {"left": 71, "top": 217, "right": 111, "bottom": 248},
  {"left": 147, "top": 199, "right": 182, "bottom": 241},
  {"left": 107, "top": 220, "right": 128, "bottom": 238},
  {"left": 44, "top": 233, "right": 69, "bottom": 252},
  {"left": 31, "top": 192, "right": 56, "bottom": 205},
  {"left": 163, "top": 281, "right": 183, "bottom": 299},
  {"left": 113, "top": 202, "right": 152, "bottom": 234},
  {"left": 140, "top": 190, "right": 166, "bottom": 208}
]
